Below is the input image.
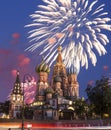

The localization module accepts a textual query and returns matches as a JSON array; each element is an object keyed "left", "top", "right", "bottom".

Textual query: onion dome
[
  {"left": 36, "top": 60, "right": 50, "bottom": 74},
  {"left": 60, "top": 71, "right": 66, "bottom": 77},
  {"left": 54, "top": 75, "right": 62, "bottom": 83},
  {"left": 45, "top": 87, "right": 54, "bottom": 94}
]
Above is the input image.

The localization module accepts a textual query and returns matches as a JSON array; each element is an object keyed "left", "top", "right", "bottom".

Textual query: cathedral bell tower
[
  {"left": 68, "top": 72, "right": 79, "bottom": 98},
  {"left": 52, "top": 46, "right": 68, "bottom": 97},
  {"left": 53, "top": 46, "right": 66, "bottom": 76},
  {"left": 35, "top": 59, "right": 50, "bottom": 101},
  {"left": 9, "top": 70, "right": 23, "bottom": 119}
]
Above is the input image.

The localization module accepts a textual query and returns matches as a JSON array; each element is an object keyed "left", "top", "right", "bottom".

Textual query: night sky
[{"left": 0, "top": 0, "right": 111, "bottom": 102}]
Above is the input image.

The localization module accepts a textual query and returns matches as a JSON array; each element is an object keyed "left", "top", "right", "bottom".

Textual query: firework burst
[
  {"left": 26, "top": 0, "right": 111, "bottom": 74},
  {"left": 22, "top": 78, "right": 36, "bottom": 104}
]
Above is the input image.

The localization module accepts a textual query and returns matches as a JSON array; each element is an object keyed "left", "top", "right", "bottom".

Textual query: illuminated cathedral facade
[
  {"left": 33, "top": 46, "right": 79, "bottom": 120},
  {"left": 9, "top": 46, "right": 79, "bottom": 120}
]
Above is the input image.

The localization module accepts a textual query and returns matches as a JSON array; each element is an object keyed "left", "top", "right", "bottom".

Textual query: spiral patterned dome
[
  {"left": 54, "top": 75, "right": 62, "bottom": 83},
  {"left": 45, "top": 87, "right": 54, "bottom": 94},
  {"left": 36, "top": 60, "right": 50, "bottom": 74}
]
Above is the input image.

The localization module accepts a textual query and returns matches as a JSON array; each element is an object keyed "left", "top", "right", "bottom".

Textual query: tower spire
[
  {"left": 53, "top": 45, "right": 66, "bottom": 76},
  {"left": 9, "top": 70, "right": 23, "bottom": 119},
  {"left": 12, "top": 70, "right": 22, "bottom": 95},
  {"left": 15, "top": 70, "right": 20, "bottom": 83},
  {"left": 56, "top": 46, "right": 62, "bottom": 63}
]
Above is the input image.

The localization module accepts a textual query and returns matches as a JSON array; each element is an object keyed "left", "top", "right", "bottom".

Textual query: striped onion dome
[
  {"left": 45, "top": 87, "right": 54, "bottom": 94},
  {"left": 36, "top": 60, "right": 50, "bottom": 74},
  {"left": 54, "top": 74, "right": 62, "bottom": 83}
]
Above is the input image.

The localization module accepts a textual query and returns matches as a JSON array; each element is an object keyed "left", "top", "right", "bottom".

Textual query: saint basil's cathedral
[{"left": 9, "top": 46, "right": 79, "bottom": 120}]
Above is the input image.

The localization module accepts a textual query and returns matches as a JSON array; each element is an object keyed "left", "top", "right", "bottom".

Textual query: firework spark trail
[
  {"left": 26, "top": 0, "right": 111, "bottom": 74},
  {"left": 23, "top": 81, "right": 36, "bottom": 104}
]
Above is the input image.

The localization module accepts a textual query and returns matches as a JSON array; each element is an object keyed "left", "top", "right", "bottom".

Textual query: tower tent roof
[
  {"left": 15, "top": 70, "right": 20, "bottom": 83},
  {"left": 56, "top": 46, "right": 62, "bottom": 63},
  {"left": 11, "top": 70, "right": 22, "bottom": 95}
]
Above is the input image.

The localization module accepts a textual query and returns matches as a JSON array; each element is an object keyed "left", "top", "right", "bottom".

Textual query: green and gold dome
[
  {"left": 45, "top": 87, "right": 54, "bottom": 94},
  {"left": 36, "top": 60, "right": 50, "bottom": 74}
]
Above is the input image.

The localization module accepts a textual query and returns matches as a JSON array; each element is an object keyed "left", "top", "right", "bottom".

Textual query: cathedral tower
[
  {"left": 53, "top": 46, "right": 66, "bottom": 76},
  {"left": 52, "top": 46, "right": 68, "bottom": 97},
  {"left": 9, "top": 70, "right": 23, "bottom": 118},
  {"left": 68, "top": 71, "right": 79, "bottom": 98},
  {"left": 35, "top": 59, "right": 50, "bottom": 101}
]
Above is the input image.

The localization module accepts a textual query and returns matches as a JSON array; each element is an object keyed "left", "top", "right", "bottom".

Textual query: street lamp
[{"left": 22, "top": 73, "right": 32, "bottom": 130}]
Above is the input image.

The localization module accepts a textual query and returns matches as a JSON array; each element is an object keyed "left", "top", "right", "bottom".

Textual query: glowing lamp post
[{"left": 22, "top": 73, "right": 32, "bottom": 130}]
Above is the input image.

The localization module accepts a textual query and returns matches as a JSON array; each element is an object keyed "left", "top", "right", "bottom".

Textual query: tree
[
  {"left": 0, "top": 102, "right": 4, "bottom": 113},
  {"left": 3, "top": 100, "right": 10, "bottom": 115},
  {"left": 85, "top": 76, "right": 111, "bottom": 118},
  {"left": 74, "top": 98, "right": 88, "bottom": 119}
]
